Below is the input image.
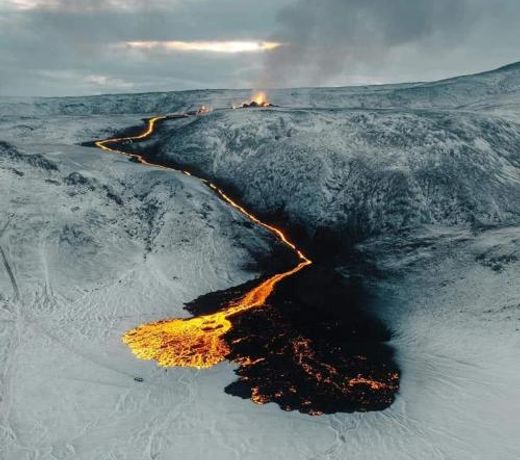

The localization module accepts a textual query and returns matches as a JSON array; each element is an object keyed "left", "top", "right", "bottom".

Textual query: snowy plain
[{"left": 1, "top": 61, "right": 520, "bottom": 459}]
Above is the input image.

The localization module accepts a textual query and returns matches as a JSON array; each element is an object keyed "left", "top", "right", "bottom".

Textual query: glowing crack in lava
[
  {"left": 94, "top": 112, "right": 400, "bottom": 414},
  {"left": 122, "top": 260, "right": 310, "bottom": 368}
]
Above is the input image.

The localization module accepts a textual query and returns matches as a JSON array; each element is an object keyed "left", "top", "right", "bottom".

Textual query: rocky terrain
[{"left": 1, "top": 61, "right": 520, "bottom": 459}]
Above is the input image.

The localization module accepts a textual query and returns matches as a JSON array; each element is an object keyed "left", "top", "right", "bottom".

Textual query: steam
[{"left": 259, "top": 0, "right": 474, "bottom": 88}]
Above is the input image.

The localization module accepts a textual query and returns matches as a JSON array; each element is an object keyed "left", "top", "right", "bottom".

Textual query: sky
[{"left": 1, "top": 0, "right": 520, "bottom": 96}]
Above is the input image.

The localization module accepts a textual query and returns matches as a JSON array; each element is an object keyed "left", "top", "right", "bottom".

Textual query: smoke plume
[{"left": 259, "top": 0, "right": 474, "bottom": 88}]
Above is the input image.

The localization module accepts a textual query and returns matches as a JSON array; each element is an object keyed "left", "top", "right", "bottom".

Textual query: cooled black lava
[{"left": 92, "top": 114, "right": 400, "bottom": 416}]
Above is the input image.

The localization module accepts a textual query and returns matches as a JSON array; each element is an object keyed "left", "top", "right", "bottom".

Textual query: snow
[
  {"left": 0, "top": 114, "right": 146, "bottom": 145},
  {"left": 2, "top": 61, "right": 520, "bottom": 118},
  {"left": 1, "top": 61, "right": 520, "bottom": 459},
  {"left": 152, "top": 108, "right": 520, "bottom": 247},
  {"left": 0, "top": 132, "right": 278, "bottom": 459}
]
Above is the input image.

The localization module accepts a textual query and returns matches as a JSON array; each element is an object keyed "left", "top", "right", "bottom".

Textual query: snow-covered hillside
[
  {"left": 1, "top": 61, "right": 520, "bottom": 459},
  {"left": 1, "top": 61, "right": 520, "bottom": 117},
  {"left": 0, "top": 128, "right": 277, "bottom": 459},
  {"left": 151, "top": 108, "right": 520, "bottom": 251}
]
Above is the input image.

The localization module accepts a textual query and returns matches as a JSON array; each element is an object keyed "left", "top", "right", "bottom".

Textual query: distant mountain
[{"left": 1, "top": 60, "right": 520, "bottom": 116}]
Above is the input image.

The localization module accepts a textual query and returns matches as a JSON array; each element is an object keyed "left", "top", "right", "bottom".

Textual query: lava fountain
[
  {"left": 236, "top": 91, "right": 274, "bottom": 108},
  {"left": 252, "top": 91, "right": 270, "bottom": 106}
]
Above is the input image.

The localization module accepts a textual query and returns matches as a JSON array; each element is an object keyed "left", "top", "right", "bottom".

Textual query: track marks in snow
[
  {"left": 0, "top": 247, "right": 19, "bottom": 302},
  {"left": 0, "top": 218, "right": 20, "bottom": 302}
]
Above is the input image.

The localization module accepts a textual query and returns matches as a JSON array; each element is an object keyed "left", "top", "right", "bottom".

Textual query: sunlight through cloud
[
  {"left": 3, "top": 0, "right": 177, "bottom": 11},
  {"left": 123, "top": 40, "right": 281, "bottom": 54}
]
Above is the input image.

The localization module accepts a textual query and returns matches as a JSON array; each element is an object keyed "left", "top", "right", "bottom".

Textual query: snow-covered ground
[
  {"left": 2, "top": 61, "right": 520, "bottom": 117},
  {"left": 1, "top": 62, "right": 520, "bottom": 459},
  {"left": 0, "top": 123, "right": 280, "bottom": 459},
  {"left": 152, "top": 107, "right": 520, "bottom": 245}
]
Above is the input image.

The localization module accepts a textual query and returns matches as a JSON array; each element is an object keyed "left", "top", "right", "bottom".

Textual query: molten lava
[
  {"left": 237, "top": 91, "right": 274, "bottom": 108},
  {"left": 252, "top": 91, "right": 269, "bottom": 106},
  {"left": 186, "top": 105, "right": 211, "bottom": 116},
  {"left": 122, "top": 180, "right": 311, "bottom": 368},
  {"left": 94, "top": 114, "right": 400, "bottom": 415},
  {"left": 95, "top": 116, "right": 311, "bottom": 369},
  {"left": 122, "top": 259, "right": 310, "bottom": 368}
]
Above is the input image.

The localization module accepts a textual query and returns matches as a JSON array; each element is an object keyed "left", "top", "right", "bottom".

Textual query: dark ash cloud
[{"left": 259, "top": 0, "right": 520, "bottom": 88}]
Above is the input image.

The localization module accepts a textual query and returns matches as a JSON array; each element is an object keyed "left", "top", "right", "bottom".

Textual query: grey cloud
[
  {"left": 1, "top": 0, "right": 520, "bottom": 96},
  {"left": 259, "top": 0, "right": 520, "bottom": 88},
  {"left": 0, "top": 0, "right": 288, "bottom": 96}
]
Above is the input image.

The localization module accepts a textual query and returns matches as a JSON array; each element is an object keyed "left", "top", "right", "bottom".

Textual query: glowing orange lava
[
  {"left": 234, "top": 90, "right": 273, "bottom": 109},
  {"left": 252, "top": 91, "right": 269, "bottom": 106},
  {"left": 95, "top": 115, "right": 312, "bottom": 369},
  {"left": 122, "top": 260, "right": 310, "bottom": 368},
  {"left": 197, "top": 105, "right": 210, "bottom": 114}
]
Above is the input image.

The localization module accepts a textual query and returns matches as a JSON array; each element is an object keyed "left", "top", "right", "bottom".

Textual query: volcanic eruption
[{"left": 238, "top": 91, "right": 275, "bottom": 108}]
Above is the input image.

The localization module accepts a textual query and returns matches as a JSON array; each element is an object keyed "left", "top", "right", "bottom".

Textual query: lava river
[{"left": 94, "top": 112, "right": 399, "bottom": 415}]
